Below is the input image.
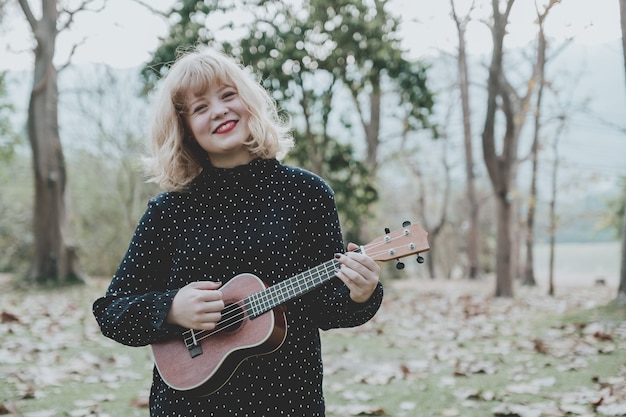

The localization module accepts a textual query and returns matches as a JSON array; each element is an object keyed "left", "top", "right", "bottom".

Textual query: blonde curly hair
[{"left": 143, "top": 47, "right": 294, "bottom": 191}]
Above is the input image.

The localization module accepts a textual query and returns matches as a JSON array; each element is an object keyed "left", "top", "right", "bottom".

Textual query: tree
[
  {"left": 522, "top": 2, "right": 549, "bottom": 287},
  {"left": 16, "top": 0, "right": 100, "bottom": 284},
  {"left": 617, "top": 0, "right": 626, "bottom": 304},
  {"left": 522, "top": 1, "right": 571, "bottom": 289},
  {"left": 451, "top": 0, "right": 481, "bottom": 279},
  {"left": 309, "top": 0, "right": 433, "bottom": 174},
  {"left": 404, "top": 115, "right": 451, "bottom": 279},
  {"left": 481, "top": 0, "right": 543, "bottom": 297},
  {"left": 61, "top": 66, "right": 159, "bottom": 276}
]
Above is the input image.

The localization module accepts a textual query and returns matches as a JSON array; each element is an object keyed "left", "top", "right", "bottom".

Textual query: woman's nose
[{"left": 212, "top": 104, "right": 228, "bottom": 119}]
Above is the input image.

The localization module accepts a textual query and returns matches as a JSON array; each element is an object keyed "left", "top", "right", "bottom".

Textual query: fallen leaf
[{"left": 1, "top": 311, "right": 19, "bottom": 323}]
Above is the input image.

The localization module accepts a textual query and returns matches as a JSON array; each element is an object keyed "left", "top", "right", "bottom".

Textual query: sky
[
  {"left": 396, "top": 0, "right": 622, "bottom": 56},
  {"left": 0, "top": 0, "right": 622, "bottom": 71},
  {"left": 1, "top": 0, "right": 624, "bottom": 214}
]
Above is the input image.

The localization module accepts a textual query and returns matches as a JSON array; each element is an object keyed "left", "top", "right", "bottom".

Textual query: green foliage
[
  {"left": 66, "top": 150, "right": 158, "bottom": 277},
  {"left": 55, "top": 66, "right": 162, "bottom": 277},
  {"left": 0, "top": 116, "right": 156, "bottom": 279},
  {"left": 309, "top": 0, "right": 435, "bottom": 132},
  {"left": 603, "top": 176, "right": 626, "bottom": 238},
  {"left": 0, "top": 72, "right": 20, "bottom": 162},
  {"left": 391, "top": 59, "right": 437, "bottom": 134},
  {"left": 0, "top": 154, "right": 33, "bottom": 274},
  {"left": 139, "top": 0, "right": 435, "bottom": 238},
  {"left": 615, "top": 177, "right": 626, "bottom": 237},
  {"left": 0, "top": 73, "right": 30, "bottom": 273},
  {"left": 286, "top": 132, "right": 377, "bottom": 243},
  {"left": 0, "top": 66, "right": 169, "bottom": 279},
  {"left": 140, "top": 0, "right": 225, "bottom": 91},
  {"left": 559, "top": 298, "right": 626, "bottom": 324}
]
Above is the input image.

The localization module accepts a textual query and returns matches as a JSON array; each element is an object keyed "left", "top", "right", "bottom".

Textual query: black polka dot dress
[{"left": 92, "top": 158, "right": 384, "bottom": 416}]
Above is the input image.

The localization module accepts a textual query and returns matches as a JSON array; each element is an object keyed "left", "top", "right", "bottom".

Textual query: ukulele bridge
[{"left": 187, "top": 329, "right": 203, "bottom": 358}]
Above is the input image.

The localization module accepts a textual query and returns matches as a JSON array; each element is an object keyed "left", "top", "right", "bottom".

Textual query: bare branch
[
  {"left": 17, "top": 0, "right": 38, "bottom": 31},
  {"left": 130, "top": 0, "right": 169, "bottom": 18},
  {"left": 59, "top": 0, "right": 106, "bottom": 32},
  {"left": 503, "top": 0, "right": 516, "bottom": 19},
  {"left": 57, "top": 37, "right": 88, "bottom": 72}
]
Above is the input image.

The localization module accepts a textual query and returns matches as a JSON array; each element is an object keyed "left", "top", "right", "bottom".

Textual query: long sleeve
[
  {"left": 92, "top": 194, "right": 183, "bottom": 347},
  {"left": 294, "top": 172, "right": 384, "bottom": 330}
]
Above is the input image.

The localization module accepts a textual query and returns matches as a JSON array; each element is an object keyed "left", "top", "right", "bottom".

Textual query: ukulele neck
[{"left": 245, "top": 247, "right": 363, "bottom": 318}]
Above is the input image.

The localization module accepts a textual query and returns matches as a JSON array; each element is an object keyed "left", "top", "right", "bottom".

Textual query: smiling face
[{"left": 183, "top": 82, "right": 253, "bottom": 168}]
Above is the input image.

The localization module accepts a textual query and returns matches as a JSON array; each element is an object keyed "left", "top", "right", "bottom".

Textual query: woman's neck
[{"left": 208, "top": 152, "right": 254, "bottom": 169}]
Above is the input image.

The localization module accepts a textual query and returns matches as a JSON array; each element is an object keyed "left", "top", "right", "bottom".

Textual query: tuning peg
[
  {"left": 416, "top": 255, "right": 425, "bottom": 264},
  {"left": 396, "top": 260, "right": 405, "bottom": 270},
  {"left": 402, "top": 220, "right": 411, "bottom": 227}
]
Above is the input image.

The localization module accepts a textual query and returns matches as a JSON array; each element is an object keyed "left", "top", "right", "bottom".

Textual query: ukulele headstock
[{"left": 362, "top": 221, "right": 430, "bottom": 268}]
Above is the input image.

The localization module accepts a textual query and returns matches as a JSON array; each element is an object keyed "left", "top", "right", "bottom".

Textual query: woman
[{"left": 92, "top": 47, "right": 383, "bottom": 417}]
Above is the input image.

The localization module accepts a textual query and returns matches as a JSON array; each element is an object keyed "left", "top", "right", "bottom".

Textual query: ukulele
[{"left": 151, "top": 221, "right": 429, "bottom": 396}]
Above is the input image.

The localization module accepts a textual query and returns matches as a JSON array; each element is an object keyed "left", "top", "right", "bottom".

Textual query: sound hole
[{"left": 217, "top": 302, "right": 244, "bottom": 333}]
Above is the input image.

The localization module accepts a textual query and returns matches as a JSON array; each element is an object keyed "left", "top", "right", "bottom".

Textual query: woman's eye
[
  {"left": 223, "top": 91, "right": 236, "bottom": 99},
  {"left": 191, "top": 104, "right": 207, "bottom": 114}
]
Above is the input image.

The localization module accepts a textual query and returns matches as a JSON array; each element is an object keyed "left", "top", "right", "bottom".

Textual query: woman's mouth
[{"left": 214, "top": 120, "right": 237, "bottom": 134}]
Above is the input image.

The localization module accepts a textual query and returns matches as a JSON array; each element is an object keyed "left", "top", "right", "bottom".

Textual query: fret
[
  {"left": 244, "top": 294, "right": 258, "bottom": 318},
  {"left": 246, "top": 259, "right": 340, "bottom": 318}
]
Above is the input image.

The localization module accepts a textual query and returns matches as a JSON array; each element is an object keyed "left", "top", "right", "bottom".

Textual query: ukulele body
[{"left": 152, "top": 273, "right": 287, "bottom": 396}]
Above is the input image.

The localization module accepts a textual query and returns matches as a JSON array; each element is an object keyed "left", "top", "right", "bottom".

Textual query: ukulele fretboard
[{"left": 245, "top": 259, "right": 340, "bottom": 318}]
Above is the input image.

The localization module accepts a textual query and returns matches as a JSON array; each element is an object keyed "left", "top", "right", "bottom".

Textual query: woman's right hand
[{"left": 166, "top": 281, "right": 224, "bottom": 330}]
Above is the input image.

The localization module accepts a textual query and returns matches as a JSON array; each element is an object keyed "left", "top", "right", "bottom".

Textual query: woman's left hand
[{"left": 334, "top": 242, "right": 381, "bottom": 303}]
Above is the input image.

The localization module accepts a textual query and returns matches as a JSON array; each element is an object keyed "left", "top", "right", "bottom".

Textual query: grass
[
  {"left": 560, "top": 299, "right": 626, "bottom": 324},
  {"left": 320, "top": 281, "right": 626, "bottom": 417},
  {"left": 1, "top": 275, "right": 625, "bottom": 417}
]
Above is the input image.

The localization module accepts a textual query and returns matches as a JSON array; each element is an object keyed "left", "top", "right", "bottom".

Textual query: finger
[
  {"left": 334, "top": 271, "right": 357, "bottom": 292},
  {"left": 189, "top": 280, "right": 222, "bottom": 290},
  {"left": 335, "top": 259, "right": 371, "bottom": 287},
  {"left": 336, "top": 252, "right": 379, "bottom": 276},
  {"left": 203, "top": 298, "right": 225, "bottom": 312},
  {"left": 347, "top": 242, "right": 359, "bottom": 252},
  {"left": 191, "top": 315, "right": 222, "bottom": 331},
  {"left": 196, "top": 290, "right": 224, "bottom": 303},
  {"left": 198, "top": 311, "right": 222, "bottom": 325},
  {"left": 334, "top": 269, "right": 374, "bottom": 303}
]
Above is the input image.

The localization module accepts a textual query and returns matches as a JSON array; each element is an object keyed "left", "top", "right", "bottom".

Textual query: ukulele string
[
  {"left": 182, "top": 232, "right": 416, "bottom": 345},
  {"left": 182, "top": 260, "right": 339, "bottom": 345}
]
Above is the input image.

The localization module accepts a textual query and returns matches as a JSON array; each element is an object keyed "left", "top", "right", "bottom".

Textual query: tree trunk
[
  {"left": 426, "top": 236, "right": 436, "bottom": 279},
  {"left": 362, "top": 88, "right": 381, "bottom": 173},
  {"left": 617, "top": 0, "right": 626, "bottom": 303},
  {"left": 547, "top": 134, "right": 559, "bottom": 297},
  {"left": 495, "top": 195, "right": 513, "bottom": 296},
  {"left": 481, "top": 0, "right": 545, "bottom": 297},
  {"left": 22, "top": 0, "right": 83, "bottom": 284},
  {"left": 523, "top": 8, "right": 548, "bottom": 287},
  {"left": 407, "top": 123, "right": 451, "bottom": 280},
  {"left": 451, "top": 0, "right": 480, "bottom": 279},
  {"left": 617, "top": 211, "right": 626, "bottom": 305},
  {"left": 545, "top": 111, "right": 571, "bottom": 297},
  {"left": 481, "top": 0, "right": 516, "bottom": 298},
  {"left": 523, "top": 150, "right": 538, "bottom": 286}
]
